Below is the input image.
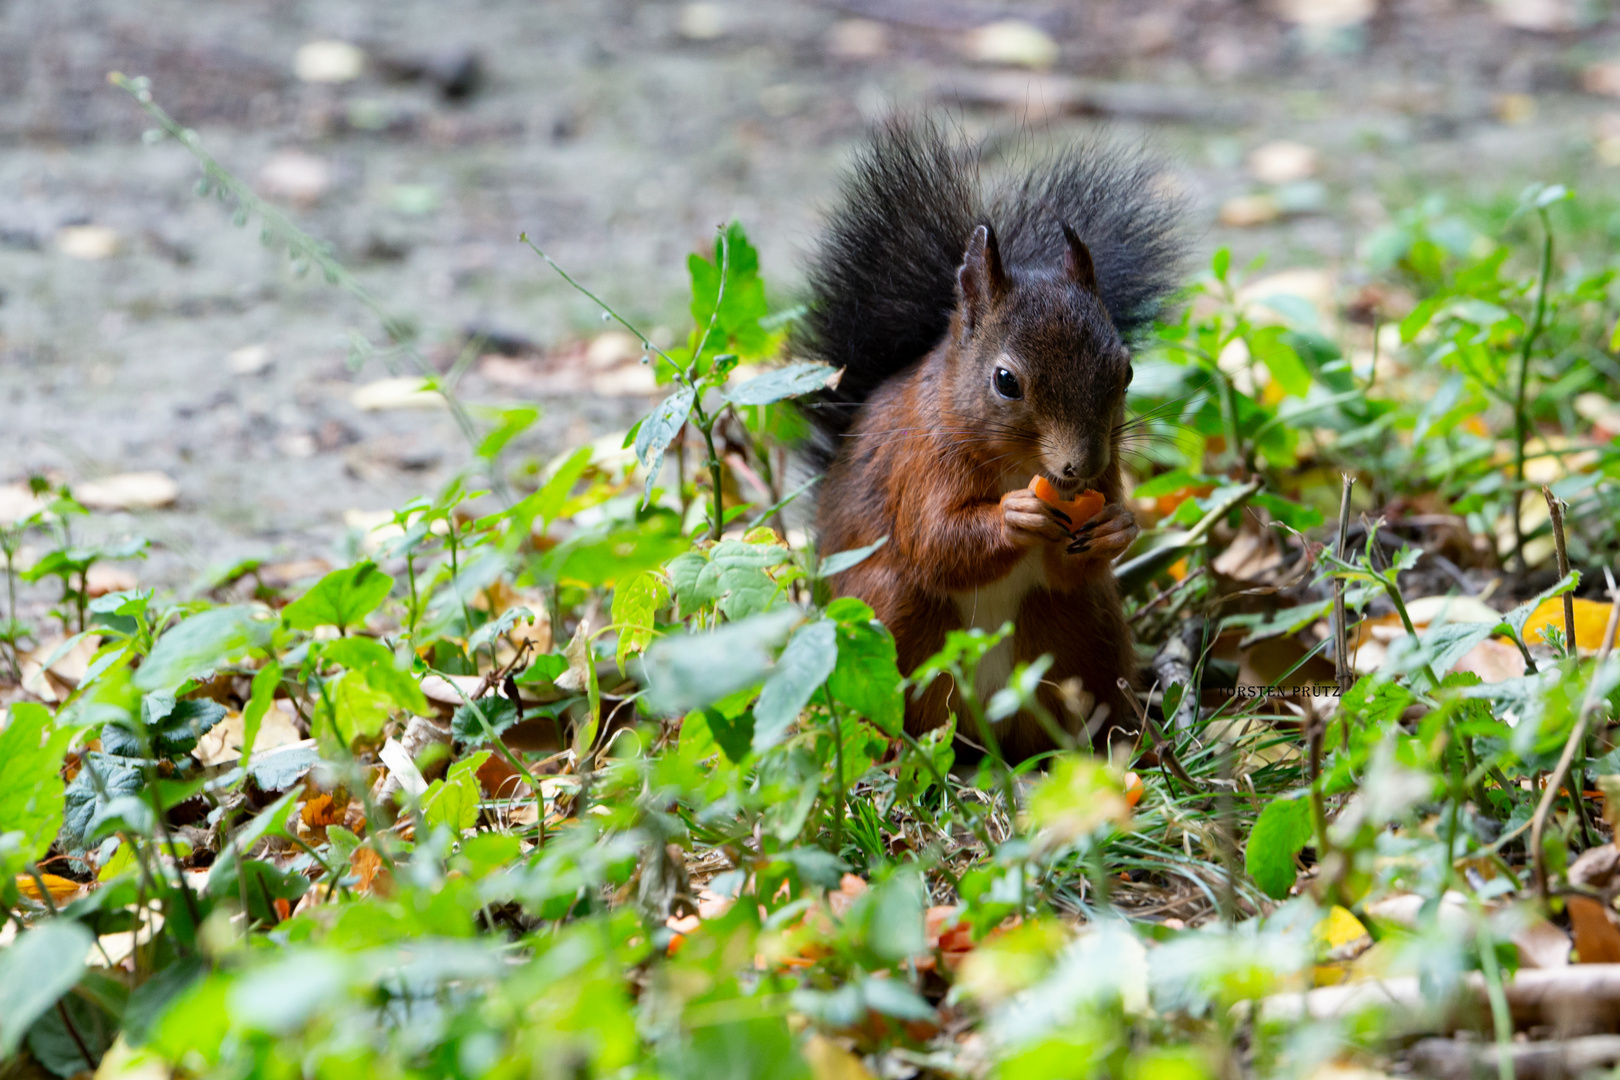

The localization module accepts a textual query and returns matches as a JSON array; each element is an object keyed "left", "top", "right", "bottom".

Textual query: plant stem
[
  {"left": 821, "top": 688, "right": 846, "bottom": 854},
  {"left": 1512, "top": 210, "right": 1555, "bottom": 572},
  {"left": 1531, "top": 585, "right": 1620, "bottom": 904}
]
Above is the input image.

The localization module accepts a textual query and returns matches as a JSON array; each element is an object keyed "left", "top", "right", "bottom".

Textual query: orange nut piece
[{"left": 1028, "top": 475, "right": 1105, "bottom": 531}]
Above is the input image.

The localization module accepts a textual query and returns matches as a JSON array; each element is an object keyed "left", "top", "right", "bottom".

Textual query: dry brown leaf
[
  {"left": 1569, "top": 897, "right": 1620, "bottom": 964},
  {"left": 351, "top": 846, "right": 393, "bottom": 896},
  {"left": 1452, "top": 638, "right": 1526, "bottom": 684},
  {"left": 1514, "top": 918, "right": 1573, "bottom": 969}
]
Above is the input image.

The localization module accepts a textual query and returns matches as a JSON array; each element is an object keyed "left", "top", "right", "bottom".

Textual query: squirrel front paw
[
  {"left": 1065, "top": 503, "right": 1138, "bottom": 563},
  {"left": 1001, "top": 488, "right": 1075, "bottom": 546}
]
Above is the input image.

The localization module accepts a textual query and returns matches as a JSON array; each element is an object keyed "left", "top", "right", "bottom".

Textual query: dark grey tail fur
[{"left": 793, "top": 118, "right": 1188, "bottom": 467}]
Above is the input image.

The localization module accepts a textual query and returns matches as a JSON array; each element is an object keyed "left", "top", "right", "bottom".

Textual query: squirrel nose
[{"left": 1061, "top": 463, "right": 1078, "bottom": 479}]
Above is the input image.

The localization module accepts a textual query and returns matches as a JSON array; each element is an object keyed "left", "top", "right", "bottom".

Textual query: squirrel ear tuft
[
  {"left": 957, "top": 224, "right": 1006, "bottom": 331},
  {"left": 1061, "top": 223, "right": 1098, "bottom": 294}
]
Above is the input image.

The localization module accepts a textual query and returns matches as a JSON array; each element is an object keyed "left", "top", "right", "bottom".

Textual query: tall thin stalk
[{"left": 1511, "top": 208, "right": 1554, "bottom": 571}]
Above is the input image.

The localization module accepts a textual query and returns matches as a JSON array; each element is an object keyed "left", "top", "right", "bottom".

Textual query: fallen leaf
[
  {"left": 56, "top": 225, "right": 121, "bottom": 260},
  {"left": 350, "top": 377, "right": 444, "bottom": 412},
  {"left": 351, "top": 846, "right": 393, "bottom": 895},
  {"left": 1273, "top": 0, "right": 1374, "bottom": 27},
  {"left": 1451, "top": 638, "right": 1526, "bottom": 683},
  {"left": 1523, "top": 597, "right": 1619, "bottom": 654},
  {"left": 964, "top": 20, "right": 1058, "bottom": 68},
  {"left": 227, "top": 344, "right": 273, "bottom": 376},
  {"left": 1249, "top": 140, "right": 1318, "bottom": 184},
  {"left": 827, "top": 19, "right": 889, "bottom": 60},
  {"left": 1219, "top": 194, "right": 1281, "bottom": 227},
  {"left": 293, "top": 40, "right": 365, "bottom": 82},
  {"left": 1568, "top": 896, "right": 1620, "bottom": 963},
  {"left": 803, "top": 1033, "right": 875, "bottom": 1080},
  {"left": 1514, "top": 917, "right": 1572, "bottom": 969},
  {"left": 259, "top": 151, "right": 333, "bottom": 205},
  {"left": 76, "top": 472, "right": 179, "bottom": 510},
  {"left": 16, "top": 873, "right": 81, "bottom": 905}
]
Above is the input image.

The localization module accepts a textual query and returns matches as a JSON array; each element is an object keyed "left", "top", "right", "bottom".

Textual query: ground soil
[{"left": 1, "top": 0, "right": 1617, "bottom": 601}]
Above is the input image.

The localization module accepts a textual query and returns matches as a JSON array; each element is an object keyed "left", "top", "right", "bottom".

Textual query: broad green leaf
[
  {"left": 423, "top": 751, "right": 491, "bottom": 832},
  {"left": 726, "top": 362, "right": 838, "bottom": 406},
  {"left": 633, "top": 386, "right": 695, "bottom": 507},
  {"left": 324, "top": 670, "right": 394, "bottom": 746},
  {"left": 476, "top": 404, "right": 540, "bottom": 460},
  {"left": 691, "top": 540, "right": 791, "bottom": 619},
  {"left": 753, "top": 619, "right": 838, "bottom": 752},
  {"left": 209, "top": 791, "right": 298, "bottom": 895},
  {"left": 136, "top": 606, "right": 257, "bottom": 691},
  {"left": 0, "top": 920, "right": 94, "bottom": 1056},
  {"left": 0, "top": 703, "right": 72, "bottom": 864},
  {"left": 60, "top": 754, "right": 144, "bottom": 853},
  {"left": 1246, "top": 793, "right": 1313, "bottom": 900},
  {"left": 611, "top": 570, "right": 670, "bottom": 671},
  {"left": 281, "top": 561, "right": 393, "bottom": 631},
  {"left": 638, "top": 608, "right": 799, "bottom": 715},
  {"left": 826, "top": 618, "right": 903, "bottom": 735},
  {"left": 323, "top": 636, "right": 429, "bottom": 714}
]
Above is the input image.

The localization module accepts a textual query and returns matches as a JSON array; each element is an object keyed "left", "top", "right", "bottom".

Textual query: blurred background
[{"left": 2, "top": 0, "right": 1618, "bottom": 592}]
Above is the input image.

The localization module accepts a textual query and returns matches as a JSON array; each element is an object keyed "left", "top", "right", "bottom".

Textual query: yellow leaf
[
  {"left": 16, "top": 873, "right": 80, "bottom": 904},
  {"left": 1523, "top": 597, "right": 1618, "bottom": 652},
  {"left": 1314, "top": 905, "right": 1371, "bottom": 961},
  {"left": 803, "top": 1034, "right": 874, "bottom": 1080}
]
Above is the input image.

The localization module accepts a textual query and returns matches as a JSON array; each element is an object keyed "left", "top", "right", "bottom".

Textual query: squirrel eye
[
  {"left": 992, "top": 366, "right": 1022, "bottom": 400},
  {"left": 1125, "top": 363, "right": 1134, "bottom": 388}
]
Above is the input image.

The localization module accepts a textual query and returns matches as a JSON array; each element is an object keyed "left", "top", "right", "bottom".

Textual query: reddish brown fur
[{"left": 816, "top": 227, "right": 1138, "bottom": 762}]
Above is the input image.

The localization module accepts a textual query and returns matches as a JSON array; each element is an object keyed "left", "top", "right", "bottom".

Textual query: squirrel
[{"left": 793, "top": 119, "right": 1186, "bottom": 762}]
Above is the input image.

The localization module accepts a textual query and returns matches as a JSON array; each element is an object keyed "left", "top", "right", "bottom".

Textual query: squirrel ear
[
  {"left": 1061, "top": 223, "right": 1098, "bottom": 294},
  {"left": 957, "top": 224, "right": 1006, "bottom": 331}
]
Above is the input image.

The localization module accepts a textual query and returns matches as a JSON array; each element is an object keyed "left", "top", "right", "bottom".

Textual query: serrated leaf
[
  {"left": 281, "top": 561, "right": 393, "bottom": 632},
  {"left": 60, "top": 753, "right": 144, "bottom": 853},
  {"left": 827, "top": 618, "right": 903, "bottom": 735},
  {"left": 323, "top": 637, "right": 429, "bottom": 714},
  {"left": 422, "top": 751, "right": 491, "bottom": 832},
  {"left": 611, "top": 570, "right": 670, "bottom": 671}
]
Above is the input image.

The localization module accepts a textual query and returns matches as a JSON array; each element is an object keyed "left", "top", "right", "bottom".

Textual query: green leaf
[
  {"left": 867, "top": 870, "right": 928, "bottom": 961},
  {"left": 136, "top": 606, "right": 257, "bottom": 691},
  {"left": 509, "top": 444, "right": 593, "bottom": 536},
  {"left": 0, "top": 703, "right": 72, "bottom": 865},
  {"left": 638, "top": 608, "right": 799, "bottom": 715},
  {"left": 726, "top": 362, "right": 839, "bottom": 406},
  {"left": 691, "top": 540, "right": 791, "bottom": 619},
  {"left": 827, "top": 618, "right": 904, "bottom": 736},
  {"left": 475, "top": 404, "right": 540, "bottom": 460},
  {"left": 1248, "top": 327, "right": 1311, "bottom": 397},
  {"left": 1245, "top": 793, "right": 1313, "bottom": 899},
  {"left": 241, "top": 661, "right": 281, "bottom": 767},
  {"left": 208, "top": 791, "right": 298, "bottom": 896},
  {"left": 633, "top": 387, "right": 696, "bottom": 507},
  {"left": 753, "top": 619, "right": 838, "bottom": 752},
  {"left": 422, "top": 750, "right": 491, "bottom": 832},
  {"left": 0, "top": 920, "right": 94, "bottom": 1056},
  {"left": 699, "top": 706, "right": 755, "bottom": 765},
  {"left": 819, "top": 537, "right": 888, "bottom": 578},
  {"left": 323, "top": 636, "right": 429, "bottom": 714},
  {"left": 611, "top": 570, "right": 670, "bottom": 671},
  {"left": 60, "top": 754, "right": 144, "bottom": 853},
  {"left": 281, "top": 561, "right": 393, "bottom": 632},
  {"left": 1210, "top": 248, "right": 1230, "bottom": 282},
  {"left": 322, "top": 670, "right": 394, "bottom": 746}
]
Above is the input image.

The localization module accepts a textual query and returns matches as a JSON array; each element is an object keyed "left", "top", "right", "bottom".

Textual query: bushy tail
[{"left": 793, "top": 118, "right": 1187, "bottom": 463}]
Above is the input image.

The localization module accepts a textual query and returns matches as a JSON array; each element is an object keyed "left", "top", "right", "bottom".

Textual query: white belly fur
[{"left": 950, "top": 549, "right": 1046, "bottom": 714}]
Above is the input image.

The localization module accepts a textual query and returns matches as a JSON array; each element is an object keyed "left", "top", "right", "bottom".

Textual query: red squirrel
[{"left": 795, "top": 120, "right": 1186, "bottom": 762}]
